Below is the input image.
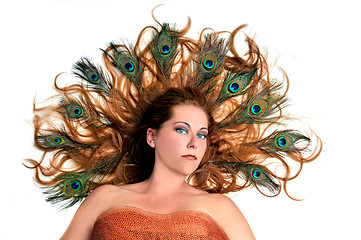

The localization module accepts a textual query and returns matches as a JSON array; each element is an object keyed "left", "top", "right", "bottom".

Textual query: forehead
[{"left": 169, "top": 104, "right": 208, "bottom": 127}]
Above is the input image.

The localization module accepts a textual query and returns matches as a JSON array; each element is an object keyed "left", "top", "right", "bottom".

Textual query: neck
[{"left": 140, "top": 162, "right": 193, "bottom": 199}]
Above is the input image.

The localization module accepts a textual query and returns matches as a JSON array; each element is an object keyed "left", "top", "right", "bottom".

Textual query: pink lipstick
[{"left": 182, "top": 155, "right": 197, "bottom": 160}]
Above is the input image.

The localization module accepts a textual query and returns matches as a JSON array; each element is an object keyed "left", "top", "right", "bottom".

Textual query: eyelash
[
  {"left": 175, "top": 127, "right": 187, "bottom": 134},
  {"left": 175, "top": 128, "right": 207, "bottom": 139},
  {"left": 197, "top": 133, "right": 207, "bottom": 140}
]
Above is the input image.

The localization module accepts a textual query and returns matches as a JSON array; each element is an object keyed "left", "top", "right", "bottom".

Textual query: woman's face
[{"left": 147, "top": 104, "right": 209, "bottom": 176}]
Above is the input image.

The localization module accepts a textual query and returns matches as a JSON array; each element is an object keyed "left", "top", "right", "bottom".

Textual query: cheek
[
  {"left": 199, "top": 140, "right": 207, "bottom": 155},
  {"left": 157, "top": 133, "right": 184, "bottom": 152}
]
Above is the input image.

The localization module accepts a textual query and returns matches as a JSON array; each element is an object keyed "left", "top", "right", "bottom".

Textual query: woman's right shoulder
[
  {"left": 85, "top": 184, "right": 130, "bottom": 209},
  {"left": 72, "top": 184, "right": 130, "bottom": 220},
  {"left": 90, "top": 184, "right": 122, "bottom": 198},
  {"left": 60, "top": 184, "right": 127, "bottom": 240}
]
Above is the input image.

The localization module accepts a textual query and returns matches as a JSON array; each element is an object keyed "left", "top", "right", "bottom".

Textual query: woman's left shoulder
[
  {"left": 203, "top": 193, "right": 240, "bottom": 217},
  {"left": 205, "top": 193, "right": 256, "bottom": 240}
]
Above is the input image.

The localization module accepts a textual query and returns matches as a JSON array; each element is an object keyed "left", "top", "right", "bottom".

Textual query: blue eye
[
  {"left": 176, "top": 128, "right": 187, "bottom": 134},
  {"left": 197, "top": 133, "right": 207, "bottom": 140}
]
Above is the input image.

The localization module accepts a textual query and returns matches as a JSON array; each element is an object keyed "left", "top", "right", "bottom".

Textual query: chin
[{"left": 176, "top": 164, "right": 200, "bottom": 176}]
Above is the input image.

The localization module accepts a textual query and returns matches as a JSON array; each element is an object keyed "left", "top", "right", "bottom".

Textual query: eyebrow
[{"left": 174, "top": 121, "right": 208, "bottom": 131}]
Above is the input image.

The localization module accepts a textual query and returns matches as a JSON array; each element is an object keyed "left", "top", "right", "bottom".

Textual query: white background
[{"left": 1, "top": 0, "right": 360, "bottom": 239}]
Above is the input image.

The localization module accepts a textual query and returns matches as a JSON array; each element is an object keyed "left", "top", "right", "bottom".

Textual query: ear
[{"left": 146, "top": 128, "right": 156, "bottom": 148}]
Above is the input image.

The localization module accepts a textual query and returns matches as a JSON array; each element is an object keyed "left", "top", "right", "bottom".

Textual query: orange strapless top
[{"left": 90, "top": 206, "right": 230, "bottom": 240}]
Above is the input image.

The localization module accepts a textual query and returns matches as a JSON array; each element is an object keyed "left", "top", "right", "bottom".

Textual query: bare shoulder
[
  {"left": 60, "top": 184, "right": 122, "bottom": 240},
  {"left": 205, "top": 193, "right": 256, "bottom": 240}
]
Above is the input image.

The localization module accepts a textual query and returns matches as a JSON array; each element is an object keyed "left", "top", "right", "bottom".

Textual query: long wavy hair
[{"left": 25, "top": 17, "right": 321, "bottom": 207}]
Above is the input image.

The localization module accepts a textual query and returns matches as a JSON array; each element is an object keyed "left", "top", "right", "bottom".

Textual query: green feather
[
  {"left": 61, "top": 99, "right": 112, "bottom": 128},
  {"left": 194, "top": 34, "right": 228, "bottom": 89},
  {"left": 43, "top": 157, "right": 120, "bottom": 210},
  {"left": 102, "top": 43, "right": 143, "bottom": 89},
  {"left": 252, "top": 130, "right": 311, "bottom": 155},
  {"left": 72, "top": 57, "right": 111, "bottom": 95},
  {"left": 36, "top": 133, "right": 72, "bottom": 150},
  {"left": 217, "top": 83, "right": 287, "bottom": 128},
  {"left": 149, "top": 23, "right": 179, "bottom": 79},
  {"left": 60, "top": 100, "right": 85, "bottom": 120},
  {"left": 216, "top": 68, "right": 257, "bottom": 103},
  {"left": 35, "top": 132, "right": 93, "bottom": 153},
  {"left": 211, "top": 161, "right": 280, "bottom": 196}
]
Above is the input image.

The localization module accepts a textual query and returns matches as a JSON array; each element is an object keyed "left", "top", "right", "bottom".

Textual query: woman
[
  {"left": 26, "top": 17, "right": 321, "bottom": 239},
  {"left": 61, "top": 88, "right": 254, "bottom": 239}
]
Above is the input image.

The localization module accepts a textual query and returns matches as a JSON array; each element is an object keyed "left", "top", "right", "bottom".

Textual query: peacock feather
[
  {"left": 43, "top": 157, "right": 120, "bottom": 209},
  {"left": 149, "top": 23, "right": 179, "bottom": 79},
  {"left": 215, "top": 67, "right": 257, "bottom": 103},
  {"left": 35, "top": 132, "right": 95, "bottom": 156},
  {"left": 59, "top": 99, "right": 86, "bottom": 120},
  {"left": 217, "top": 83, "right": 288, "bottom": 128},
  {"left": 36, "top": 133, "right": 71, "bottom": 150},
  {"left": 102, "top": 43, "right": 143, "bottom": 89},
  {"left": 211, "top": 160, "right": 281, "bottom": 196},
  {"left": 72, "top": 57, "right": 111, "bottom": 95},
  {"left": 193, "top": 34, "right": 228, "bottom": 90},
  {"left": 250, "top": 130, "right": 311, "bottom": 156}
]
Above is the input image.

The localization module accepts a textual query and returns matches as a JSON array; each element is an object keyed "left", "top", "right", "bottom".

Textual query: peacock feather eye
[
  {"left": 73, "top": 107, "right": 82, "bottom": 116},
  {"left": 50, "top": 136, "right": 64, "bottom": 145},
  {"left": 249, "top": 99, "right": 268, "bottom": 117},
  {"left": 228, "top": 81, "right": 240, "bottom": 93},
  {"left": 251, "top": 104, "right": 261, "bottom": 115},
  {"left": 251, "top": 168, "right": 266, "bottom": 181},
  {"left": 275, "top": 135, "right": 291, "bottom": 149},
  {"left": 119, "top": 57, "right": 136, "bottom": 73},
  {"left": 64, "top": 179, "right": 83, "bottom": 196},
  {"left": 70, "top": 180, "right": 81, "bottom": 191},
  {"left": 64, "top": 103, "right": 84, "bottom": 119},
  {"left": 253, "top": 169, "right": 261, "bottom": 179},
  {"left": 203, "top": 60, "right": 215, "bottom": 69},
  {"left": 202, "top": 53, "right": 217, "bottom": 71},
  {"left": 88, "top": 72, "right": 100, "bottom": 83},
  {"left": 123, "top": 62, "right": 135, "bottom": 72},
  {"left": 160, "top": 43, "right": 171, "bottom": 55}
]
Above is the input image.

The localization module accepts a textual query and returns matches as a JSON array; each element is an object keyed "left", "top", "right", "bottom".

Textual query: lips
[{"left": 182, "top": 155, "right": 197, "bottom": 160}]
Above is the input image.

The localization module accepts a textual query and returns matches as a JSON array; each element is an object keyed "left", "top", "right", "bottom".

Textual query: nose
[{"left": 187, "top": 134, "right": 198, "bottom": 149}]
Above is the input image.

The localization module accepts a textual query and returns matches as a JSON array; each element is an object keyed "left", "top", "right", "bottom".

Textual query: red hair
[{"left": 25, "top": 18, "right": 322, "bottom": 202}]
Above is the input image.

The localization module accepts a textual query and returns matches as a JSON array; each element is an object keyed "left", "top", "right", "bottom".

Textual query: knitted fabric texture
[{"left": 90, "top": 206, "right": 230, "bottom": 239}]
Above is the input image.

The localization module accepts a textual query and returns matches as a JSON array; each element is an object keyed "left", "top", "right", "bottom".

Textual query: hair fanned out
[{"left": 25, "top": 17, "right": 322, "bottom": 209}]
